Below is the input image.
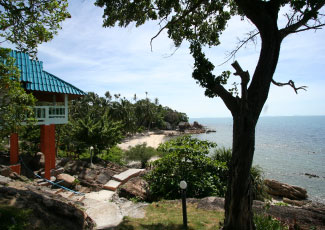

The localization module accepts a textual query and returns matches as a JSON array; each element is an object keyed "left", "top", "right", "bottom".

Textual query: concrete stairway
[{"left": 103, "top": 168, "right": 144, "bottom": 191}]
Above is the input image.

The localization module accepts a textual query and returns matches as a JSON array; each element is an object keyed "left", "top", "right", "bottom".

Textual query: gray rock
[
  {"left": 0, "top": 165, "right": 12, "bottom": 177},
  {"left": 264, "top": 179, "right": 308, "bottom": 200},
  {"left": 0, "top": 175, "right": 11, "bottom": 185},
  {"left": 118, "top": 176, "right": 149, "bottom": 200}
]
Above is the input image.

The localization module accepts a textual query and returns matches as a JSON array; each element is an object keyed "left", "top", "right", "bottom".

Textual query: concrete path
[{"left": 83, "top": 190, "right": 147, "bottom": 229}]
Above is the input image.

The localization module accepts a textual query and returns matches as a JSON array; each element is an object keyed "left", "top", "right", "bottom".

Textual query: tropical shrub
[
  {"left": 254, "top": 214, "right": 289, "bottom": 230},
  {"left": 211, "top": 147, "right": 268, "bottom": 201},
  {"left": 145, "top": 136, "right": 227, "bottom": 200},
  {"left": 100, "top": 146, "right": 125, "bottom": 165},
  {"left": 125, "top": 143, "right": 158, "bottom": 168}
]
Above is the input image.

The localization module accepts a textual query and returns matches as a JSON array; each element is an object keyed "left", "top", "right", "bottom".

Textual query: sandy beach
[{"left": 118, "top": 131, "right": 179, "bottom": 150}]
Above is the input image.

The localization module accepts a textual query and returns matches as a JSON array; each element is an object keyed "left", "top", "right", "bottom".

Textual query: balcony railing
[{"left": 34, "top": 106, "right": 68, "bottom": 125}]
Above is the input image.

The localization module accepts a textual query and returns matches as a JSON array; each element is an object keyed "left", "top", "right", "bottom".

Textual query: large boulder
[
  {"left": 178, "top": 122, "right": 191, "bottom": 131},
  {"left": 264, "top": 179, "right": 308, "bottom": 200},
  {"left": 118, "top": 177, "right": 149, "bottom": 201},
  {"left": 0, "top": 165, "right": 12, "bottom": 177},
  {"left": 57, "top": 173, "right": 76, "bottom": 188}
]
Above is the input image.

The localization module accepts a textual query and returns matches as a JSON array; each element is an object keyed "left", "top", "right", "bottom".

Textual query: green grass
[
  {"left": 0, "top": 205, "right": 32, "bottom": 230},
  {"left": 114, "top": 201, "right": 224, "bottom": 230}
]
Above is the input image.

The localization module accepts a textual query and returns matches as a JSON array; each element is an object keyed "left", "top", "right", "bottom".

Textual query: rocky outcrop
[
  {"left": 264, "top": 179, "right": 308, "bottom": 200},
  {"left": 118, "top": 176, "right": 149, "bottom": 200},
  {"left": 56, "top": 158, "right": 127, "bottom": 191},
  {"left": 254, "top": 200, "right": 325, "bottom": 230},
  {"left": 0, "top": 185, "right": 95, "bottom": 230},
  {"left": 169, "top": 196, "right": 325, "bottom": 230}
]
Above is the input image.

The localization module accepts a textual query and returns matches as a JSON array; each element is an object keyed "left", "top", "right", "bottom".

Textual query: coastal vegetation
[
  {"left": 1, "top": 0, "right": 323, "bottom": 229},
  {"left": 146, "top": 136, "right": 267, "bottom": 201},
  {"left": 1, "top": 91, "right": 188, "bottom": 160},
  {"left": 95, "top": 0, "right": 325, "bottom": 228}
]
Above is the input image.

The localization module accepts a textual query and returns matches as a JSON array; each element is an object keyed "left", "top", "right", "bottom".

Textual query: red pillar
[
  {"left": 10, "top": 133, "right": 19, "bottom": 165},
  {"left": 10, "top": 133, "right": 21, "bottom": 174},
  {"left": 40, "top": 125, "right": 51, "bottom": 180},
  {"left": 49, "top": 124, "right": 56, "bottom": 170}
]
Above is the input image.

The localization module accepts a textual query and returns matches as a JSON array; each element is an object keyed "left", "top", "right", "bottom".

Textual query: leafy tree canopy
[
  {"left": 0, "top": 0, "right": 70, "bottom": 55},
  {"left": 0, "top": 47, "right": 36, "bottom": 137}
]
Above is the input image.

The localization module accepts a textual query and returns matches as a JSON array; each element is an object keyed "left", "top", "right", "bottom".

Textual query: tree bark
[
  {"left": 223, "top": 6, "right": 282, "bottom": 229},
  {"left": 223, "top": 113, "right": 257, "bottom": 230}
]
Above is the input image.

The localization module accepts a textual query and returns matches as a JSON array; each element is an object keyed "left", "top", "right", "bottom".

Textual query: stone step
[
  {"left": 112, "top": 169, "right": 145, "bottom": 183},
  {"left": 103, "top": 180, "right": 121, "bottom": 191},
  {"left": 59, "top": 191, "right": 74, "bottom": 199},
  {"left": 84, "top": 190, "right": 115, "bottom": 202},
  {"left": 72, "top": 195, "right": 85, "bottom": 202}
]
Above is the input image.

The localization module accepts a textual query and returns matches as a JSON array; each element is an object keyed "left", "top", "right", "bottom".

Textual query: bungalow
[{"left": 9, "top": 50, "right": 85, "bottom": 179}]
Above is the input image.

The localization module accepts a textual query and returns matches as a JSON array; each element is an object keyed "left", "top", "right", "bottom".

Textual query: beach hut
[{"left": 8, "top": 50, "right": 85, "bottom": 179}]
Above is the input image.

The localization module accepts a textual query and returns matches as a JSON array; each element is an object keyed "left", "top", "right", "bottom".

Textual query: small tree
[
  {"left": 0, "top": 48, "right": 36, "bottom": 138},
  {"left": 125, "top": 143, "right": 158, "bottom": 168},
  {"left": 146, "top": 136, "right": 227, "bottom": 200},
  {"left": 60, "top": 92, "right": 124, "bottom": 159}
]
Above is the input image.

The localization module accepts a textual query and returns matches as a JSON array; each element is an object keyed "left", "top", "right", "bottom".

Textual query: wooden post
[
  {"left": 9, "top": 133, "right": 21, "bottom": 174},
  {"left": 49, "top": 124, "right": 56, "bottom": 170},
  {"left": 10, "top": 133, "right": 19, "bottom": 165},
  {"left": 40, "top": 125, "right": 51, "bottom": 180}
]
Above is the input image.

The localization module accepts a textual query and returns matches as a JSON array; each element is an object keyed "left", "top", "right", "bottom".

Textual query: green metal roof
[{"left": 10, "top": 50, "right": 86, "bottom": 96}]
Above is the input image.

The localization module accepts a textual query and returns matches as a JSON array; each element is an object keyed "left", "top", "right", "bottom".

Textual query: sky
[{"left": 6, "top": 1, "right": 325, "bottom": 118}]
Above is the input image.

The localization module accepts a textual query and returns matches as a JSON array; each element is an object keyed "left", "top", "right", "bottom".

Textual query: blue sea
[{"left": 189, "top": 116, "right": 325, "bottom": 204}]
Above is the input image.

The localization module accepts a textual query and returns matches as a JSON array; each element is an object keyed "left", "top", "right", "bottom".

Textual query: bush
[
  {"left": 211, "top": 147, "right": 232, "bottom": 167},
  {"left": 254, "top": 214, "right": 289, "bottom": 230},
  {"left": 100, "top": 146, "right": 125, "bottom": 165},
  {"left": 211, "top": 147, "right": 268, "bottom": 201},
  {"left": 145, "top": 136, "right": 227, "bottom": 200},
  {"left": 125, "top": 143, "right": 158, "bottom": 168}
]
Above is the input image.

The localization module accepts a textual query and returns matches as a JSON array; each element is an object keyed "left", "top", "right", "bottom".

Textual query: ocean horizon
[{"left": 189, "top": 116, "right": 325, "bottom": 204}]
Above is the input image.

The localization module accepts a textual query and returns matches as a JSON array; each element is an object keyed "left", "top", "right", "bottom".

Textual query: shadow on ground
[{"left": 104, "top": 220, "right": 195, "bottom": 230}]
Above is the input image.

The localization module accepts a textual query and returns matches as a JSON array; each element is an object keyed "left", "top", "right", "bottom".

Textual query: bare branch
[
  {"left": 219, "top": 31, "right": 259, "bottom": 66},
  {"left": 163, "top": 46, "right": 180, "bottom": 58},
  {"left": 293, "top": 23, "right": 325, "bottom": 33},
  {"left": 232, "top": 61, "right": 250, "bottom": 100},
  {"left": 272, "top": 79, "right": 307, "bottom": 94},
  {"left": 150, "top": 25, "right": 167, "bottom": 51},
  {"left": 280, "top": 2, "right": 325, "bottom": 39}
]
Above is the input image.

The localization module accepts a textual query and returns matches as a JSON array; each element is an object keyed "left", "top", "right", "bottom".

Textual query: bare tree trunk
[
  {"left": 223, "top": 16, "right": 282, "bottom": 228},
  {"left": 223, "top": 113, "right": 257, "bottom": 230}
]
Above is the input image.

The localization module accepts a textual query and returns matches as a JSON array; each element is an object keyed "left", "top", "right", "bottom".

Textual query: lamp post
[{"left": 180, "top": 180, "right": 188, "bottom": 230}]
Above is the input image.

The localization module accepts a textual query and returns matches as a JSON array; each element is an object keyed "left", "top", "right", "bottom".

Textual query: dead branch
[
  {"left": 271, "top": 79, "right": 307, "bottom": 94},
  {"left": 232, "top": 61, "right": 250, "bottom": 100}
]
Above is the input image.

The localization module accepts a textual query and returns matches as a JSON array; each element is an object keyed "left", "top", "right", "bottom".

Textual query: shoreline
[
  {"left": 118, "top": 127, "right": 208, "bottom": 150},
  {"left": 117, "top": 131, "right": 180, "bottom": 150},
  {"left": 117, "top": 130, "right": 324, "bottom": 205}
]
